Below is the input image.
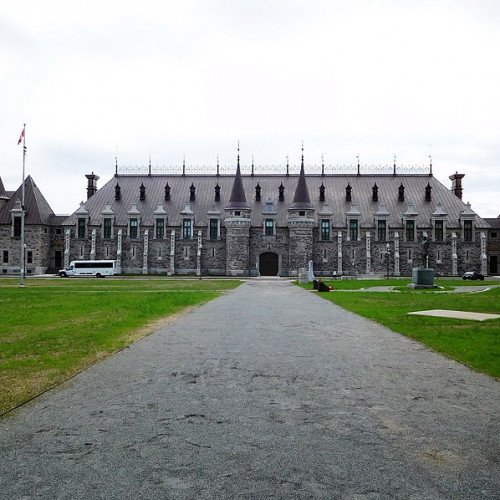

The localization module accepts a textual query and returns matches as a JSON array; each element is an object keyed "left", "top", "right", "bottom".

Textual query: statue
[{"left": 421, "top": 235, "right": 430, "bottom": 268}]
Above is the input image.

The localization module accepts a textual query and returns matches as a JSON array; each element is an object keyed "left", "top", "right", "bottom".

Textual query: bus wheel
[{"left": 96, "top": 273, "right": 102, "bottom": 278}]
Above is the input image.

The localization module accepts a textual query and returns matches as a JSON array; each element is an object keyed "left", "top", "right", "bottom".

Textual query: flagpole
[{"left": 20, "top": 124, "right": 26, "bottom": 288}]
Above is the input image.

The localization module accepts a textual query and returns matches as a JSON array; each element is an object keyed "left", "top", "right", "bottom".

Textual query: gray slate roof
[
  {"left": 62, "top": 172, "right": 490, "bottom": 229},
  {"left": 0, "top": 176, "right": 56, "bottom": 225}
]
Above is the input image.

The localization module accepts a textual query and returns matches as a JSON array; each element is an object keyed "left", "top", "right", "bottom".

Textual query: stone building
[
  {"left": 0, "top": 151, "right": 495, "bottom": 277},
  {"left": 60, "top": 152, "right": 491, "bottom": 277},
  {"left": 0, "top": 176, "right": 65, "bottom": 275}
]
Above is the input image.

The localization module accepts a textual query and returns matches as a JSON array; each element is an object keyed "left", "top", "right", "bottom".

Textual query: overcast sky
[{"left": 1, "top": 0, "right": 499, "bottom": 217}]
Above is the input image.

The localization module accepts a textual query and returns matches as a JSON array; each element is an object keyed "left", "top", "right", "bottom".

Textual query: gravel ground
[{"left": 0, "top": 279, "right": 498, "bottom": 499}]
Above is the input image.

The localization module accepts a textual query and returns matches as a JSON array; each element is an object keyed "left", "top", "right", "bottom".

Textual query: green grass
[
  {"left": 300, "top": 280, "right": 500, "bottom": 377},
  {"left": 298, "top": 277, "right": 500, "bottom": 290},
  {"left": 0, "top": 278, "right": 241, "bottom": 416}
]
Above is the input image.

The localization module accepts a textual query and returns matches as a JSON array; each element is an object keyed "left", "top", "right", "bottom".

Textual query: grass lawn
[
  {"left": 300, "top": 280, "right": 500, "bottom": 378},
  {"left": 0, "top": 278, "right": 240, "bottom": 416}
]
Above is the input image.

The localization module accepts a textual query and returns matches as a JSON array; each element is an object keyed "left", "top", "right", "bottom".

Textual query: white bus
[{"left": 59, "top": 260, "right": 118, "bottom": 278}]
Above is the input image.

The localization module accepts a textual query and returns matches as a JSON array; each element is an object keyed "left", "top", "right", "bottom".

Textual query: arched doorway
[{"left": 259, "top": 252, "right": 279, "bottom": 276}]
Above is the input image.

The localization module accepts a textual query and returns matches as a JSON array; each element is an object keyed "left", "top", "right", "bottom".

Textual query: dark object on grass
[
  {"left": 317, "top": 280, "right": 333, "bottom": 292},
  {"left": 312, "top": 280, "right": 319, "bottom": 290}
]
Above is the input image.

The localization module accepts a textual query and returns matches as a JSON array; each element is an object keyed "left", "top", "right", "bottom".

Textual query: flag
[{"left": 17, "top": 126, "right": 25, "bottom": 145}]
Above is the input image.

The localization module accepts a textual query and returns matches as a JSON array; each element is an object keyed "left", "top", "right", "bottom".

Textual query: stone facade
[{"left": 0, "top": 166, "right": 497, "bottom": 278}]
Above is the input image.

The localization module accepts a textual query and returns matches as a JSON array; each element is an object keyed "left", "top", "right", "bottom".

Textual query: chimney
[
  {"left": 85, "top": 172, "right": 99, "bottom": 199},
  {"left": 449, "top": 172, "right": 465, "bottom": 199}
]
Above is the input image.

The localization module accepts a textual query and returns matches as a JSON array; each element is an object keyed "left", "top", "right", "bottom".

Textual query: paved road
[{"left": 1, "top": 280, "right": 498, "bottom": 499}]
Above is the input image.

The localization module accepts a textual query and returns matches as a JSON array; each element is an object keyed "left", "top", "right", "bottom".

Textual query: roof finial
[
  {"left": 148, "top": 155, "right": 152, "bottom": 176},
  {"left": 115, "top": 155, "right": 118, "bottom": 177},
  {"left": 237, "top": 140, "right": 240, "bottom": 169},
  {"left": 321, "top": 154, "right": 325, "bottom": 176},
  {"left": 356, "top": 155, "right": 360, "bottom": 176},
  {"left": 251, "top": 154, "right": 254, "bottom": 176},
  {"left": 429, "top": 144, "right": 433, "bottom": 176},
  {"left": 182, "top": 155, "right": 186, "bottom": 176},
  {"left": 286, "top": 154, "right": 289, "bottom": 176},
  {"left": 393, "top": 154, "right": 396, "bottom": 176},
  {"left": 216, "top": 154, "right": 220, "bottom": 176},
  {"left": 301, "top": 141, "right": 304, "bottom": 169}
]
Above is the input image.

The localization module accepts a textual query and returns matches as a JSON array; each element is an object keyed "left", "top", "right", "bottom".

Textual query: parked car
[{"left": 462, "top": 271, "right": 484, "bottom": 281}]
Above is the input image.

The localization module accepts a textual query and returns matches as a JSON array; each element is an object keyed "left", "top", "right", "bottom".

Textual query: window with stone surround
[
  {"left": 265, "top": 219, "right": 274, "bottom": 236},
  {"left": 182, "top": 219, "right": 192, "bottom": 239},
  {"left": 434, "top": 220, "right": 444, "bottom": 241},
  {"left": 13, "top": 216, "right": 21, "bottom": 237},
  {"left": 27, "top": 251, "right": 33, "bottom": 264},
  {"left": 2, "top": 250, "right": 8, "bottom": 263},
  {"left": 77, "top": 218, "right": 86, "bottom": 238},
  {"left": 405, "top": 220, "right": 415, "bottom": 242},
  {"left": 155, "top": 218, "right": 165, "bottom": 240},
  {"left": 209, "top": 218, "right": 219, "bottom": 240},
  {"left": 377, "top": 220, "right": 387, "bottom": 242},
  {"left": 349, "top": 219, "right": 358, "bottom": 241},
  {"left": 129, "top": 218, "right": 138, "bottom": 239},
  {"left": 321, "top": 219, "right": 330, "bottom": 241},
  {"left": 103, "top": 218, "right": 112, "bottom": 239},
  {"left": 463, "top": 220, "right": 473, "bottom": 242}
]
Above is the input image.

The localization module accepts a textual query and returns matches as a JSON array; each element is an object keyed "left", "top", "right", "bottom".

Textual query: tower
[
  {"left": 224, "top": 145, "right": 251, "bottom": 276},
  {"left": 287, "top": 147, "right": 316, "bottom": 276}
]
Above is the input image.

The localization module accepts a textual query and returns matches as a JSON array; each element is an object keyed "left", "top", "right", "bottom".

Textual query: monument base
[{"left": 409, "top": 267, "right": 438, "bottom": 289}]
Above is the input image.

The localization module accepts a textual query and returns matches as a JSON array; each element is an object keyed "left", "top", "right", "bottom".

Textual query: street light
[{"left": 385, "top": 243, "right": 391, "bottom": 279}]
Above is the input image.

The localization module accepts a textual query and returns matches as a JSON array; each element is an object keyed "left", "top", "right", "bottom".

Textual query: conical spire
[
  {"left": 0, "top": 176, "right": 8, "bottom": 199},
  {"left": 226, "top": 143, "right": 249, "bottom": 210},
  {"left": 290, "top": 145, "right": 312, "bottom": 210}
]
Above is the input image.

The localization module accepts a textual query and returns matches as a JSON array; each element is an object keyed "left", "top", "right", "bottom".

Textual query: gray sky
[{"left": 1, "top": 0, "right": 499, "bottom": 217}]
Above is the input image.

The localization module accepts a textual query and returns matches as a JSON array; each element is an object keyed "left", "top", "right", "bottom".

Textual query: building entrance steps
[{"left": 0, "top": 280, "right": 498, "bottom": 499}]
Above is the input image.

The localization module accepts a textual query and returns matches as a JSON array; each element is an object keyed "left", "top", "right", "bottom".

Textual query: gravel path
[{"left": 1, "top": 280, "right": 498, "bottom": 499}]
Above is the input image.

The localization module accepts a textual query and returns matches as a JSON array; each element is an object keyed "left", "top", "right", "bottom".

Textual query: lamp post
[{"left": 385, "top": 242, "right": 391, "bottom": 279}]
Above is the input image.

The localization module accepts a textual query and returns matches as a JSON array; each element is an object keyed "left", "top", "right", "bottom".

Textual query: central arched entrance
[{"left": 259, "top": 252, "right": 279, "bottom": 276}]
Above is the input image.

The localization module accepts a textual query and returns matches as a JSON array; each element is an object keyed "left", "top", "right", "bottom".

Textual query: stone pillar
[
  {"left": 169, "top": 229, "right": 175, "bottom": 275},
  {"left": 394, "top": 232, "right": 400, "bottom": 276},
  {"left": 90, "top": 229, "right": 96, "bottom": 259},
  {"left": 451, "top": 232, "right": 458, "bottom": 276},
  {"left": 337, "top": 231, "right": 343, "bottom": 275},
  {"left": 142, "top": 229, "right": 149, "bottom": 275},
  {"left": 196, "top": 230, "right": 202, "bottom": 277},
  {"left": 225, "top": 217, "right": 251, "bottom": 276},
  {"left": 365, "top": 231, "right": 371, "bottom": 274},
  {"left": 64, "top": 228, "right": 71, "bottom": 268},
  {"left": 481, "top": 232, "right": 487, "bottom": 275},
  {"left": 116, "top": 229, "right": 122, "bottom": 274}
]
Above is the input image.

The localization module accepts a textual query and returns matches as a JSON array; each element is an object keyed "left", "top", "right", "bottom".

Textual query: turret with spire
[
  {"left": 287, "top": 145, "right": 316, "bottom": 276},
  {"left": 224, "top": 142, "right": 251, "bottom": 276}
]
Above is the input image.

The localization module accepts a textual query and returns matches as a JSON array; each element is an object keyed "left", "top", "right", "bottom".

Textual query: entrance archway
[{"left": 259, "top": 252, "right": 279, "bottom": 276}]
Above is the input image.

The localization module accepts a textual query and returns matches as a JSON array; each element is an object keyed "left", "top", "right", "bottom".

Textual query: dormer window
[
  {"left": 405, "top": 220, "right": 415, "bottom": 241},
  {"left": 264, "top": 218, "right": 274, "bottom": 236},
  {"left": 372, "top": 183, "right": 379, "bottom": 202},
  {"left": 189, "top": 184, "right": 196, "bottom": 201},
  {"left": 434, "top": 220, "right": 444, "bottom": 241},
  {"left": 321, "top": 219, "right": 330, "bottom": 241},
  {"left": 77, "top": 218, "right": 86, "bottom": 238},
  {"left": 182, "top": 219, "right": 192, "bottom": 239},
  {"left": 209, "top": 218, "right": 219, "bottom": 240},
  {"left": 235, "top": 211, "right": 241, "bottom": 216},
  {"left": 345, "top": 184, "right": 352, "bottom": 202},
  {"left": 13, "top": 216, "right": 21, "bottom": 237},
  {"left": 349, "top": 220, "right": 358, "bottom": 241},
  {"left": 139, "top": 183, "right": 146, "bottom": 201},
  {"left": 155, "top": 218, "right": 165, "bottom": 239},
  {"left": 377, "top": 220, "right": 387, "bottom": 242},
  {"left": 129, "top": 218, "right": 138, "bottom": 239},
  {"left": 299, "top": 211, "right": 305, "bottom": 217},
  {"left": 463, "top": 220, "right": 473, "bottom": 241},
  {"left": 103, "top": 219, "right": 112, "bottom": 238},
  {"left": 214, "top": 184, "right": 221, "bottom": 202},
  {"left": 164, "top": 183, "right": 171, "bottom": 201}
]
